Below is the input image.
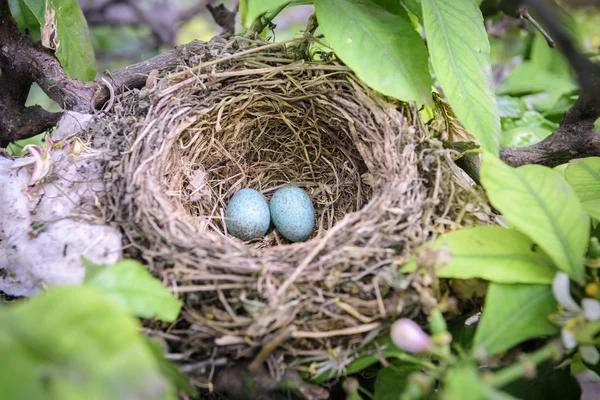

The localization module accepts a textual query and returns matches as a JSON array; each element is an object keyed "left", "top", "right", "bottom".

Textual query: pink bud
[{"left": 390, "top": 319, "right": 432, "bottom": 353}]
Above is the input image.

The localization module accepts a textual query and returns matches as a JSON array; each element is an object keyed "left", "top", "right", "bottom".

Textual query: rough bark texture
[
  {"left": 500, "top": 93, "right": 600, "bottom": 167},
  {"left": 0, "top": 0, "right": 207, "bottom": 146}
]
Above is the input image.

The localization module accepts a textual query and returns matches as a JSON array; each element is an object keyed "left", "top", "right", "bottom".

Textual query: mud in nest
[{"left": 98, "top": 37, "right": 492, "bottom": 374}]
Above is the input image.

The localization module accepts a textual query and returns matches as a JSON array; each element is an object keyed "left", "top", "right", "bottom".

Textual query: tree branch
[
  {"left": 0, "top": 0, "right": 210, "bottom": 145},
  {"left": 496, "top": 0, "right": 600, "bottom": 167}
]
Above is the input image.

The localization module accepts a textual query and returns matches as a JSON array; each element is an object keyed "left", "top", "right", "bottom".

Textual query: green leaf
[
  {"left": 401, "top": 0, "right": 423, "bottom": 21},
  {"left": 239, "top": 0, "right": 290, "bottom": 29},
  {"left": 84, "top": 259, "right": 183, "bottom": 322},
  {"left": 422, "top": 0, "right": 500, "bottom": 154},
  {"left": 501, "top": 361, "right": 581, "bottom": 400},
  {"left": 497, "top": 62, "right": 577, "bottom": 96},
  {"left": 497, "top": 96, "right": 527, "bottom": 119},
  {"left": 8, "top": 0, "right": 41, "bottom": 39},
  {"left": 501, "top": 110, "right": 558, "bottom": 132},
  {"left": 0, "top": 286, "right": 176, "bottom": 400},
  {"left": 373, "top": 363, "right": 424, "bottom": 400},
  {"left": 530, "top": 31, "right": 571, "bottom": 80},
  {"left": 473, "top": 283, "right": 559, "bottom": 356},
  {"left": 443, "top": 362, "right": 519, "bottom": 400},
  {"left": 145, "top": 339, "right": 197, "bottom": 397},
  {"left": 500, "top": 126, "right": 553, "bottom": 148},
  {"left": 314, "top": 0, "right": 432, "bottom": 104},
  {"left": 481, "top": 154, "right": 589, "bottom": 284},
  {"left": 582, "top": 199, "right": 600, "bottom": 221},
  {"left": 565, "top": 157, "right": 600, "bottom": 203},
  {"left": 414, "top": 226, "right": 557, "bottom": 284},
  {"left": 22, "top": 0, "right": 96, "bottom": 80}
]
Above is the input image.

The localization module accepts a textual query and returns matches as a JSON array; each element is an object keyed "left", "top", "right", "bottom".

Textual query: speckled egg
[
  {"left": 225, "top": 188, "right": 270, "bottom": 241},
  {"left": 269, "top": 186, "right": 315, "bottom": 242}
]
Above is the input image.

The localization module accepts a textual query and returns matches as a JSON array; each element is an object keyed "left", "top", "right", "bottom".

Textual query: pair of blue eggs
[{"left": 225, "top": 186, "right": 315, "bottom": 243}]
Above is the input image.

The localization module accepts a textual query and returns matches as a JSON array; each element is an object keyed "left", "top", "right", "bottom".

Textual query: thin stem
[
  {"left": 248, "top": 2, "right": 290, "bottom": 35},
  {"left": 485, "top": 340, "right": 563, "bottom": 388}
]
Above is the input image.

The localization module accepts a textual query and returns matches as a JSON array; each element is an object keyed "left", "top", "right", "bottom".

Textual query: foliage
[
  {"left": 82, "top": 258, "right": 183, "bottom": 322},
  {"left": 0, "top": 260, "right": 194, "bottom": 400},
  {"left": 422, "top": 0, "right": 500, "bottom": 154},
  {"left": 481, "top": 154, "right": 589, "bottom": 284},
  {"left": 314, "top": 0, "right": 431, "bottom": 104},
  {"left": 473, "top": 283, "right": 559, "bottom": 355},
  {"left": 10, "top": 0, "right": 96, "bottom": 80}
]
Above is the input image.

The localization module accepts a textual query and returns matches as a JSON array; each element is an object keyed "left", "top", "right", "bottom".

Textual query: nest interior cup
[{"left": 101, "top": 37, "right": 489, "bottom": 363}]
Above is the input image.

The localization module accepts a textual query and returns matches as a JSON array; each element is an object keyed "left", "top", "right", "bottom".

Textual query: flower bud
[{"left": 390, "top": 319, "right": 432, "bottom": 354}]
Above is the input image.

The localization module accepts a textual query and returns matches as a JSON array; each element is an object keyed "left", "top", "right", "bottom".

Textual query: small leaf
[
  {"left": 0, "top": 286, "right": 176, "bottom": 400},
  {"left": 416, "top": 226, "right": 558, "bottom": 284},
  {"left": 373, "top": 363, "right": 424, "bottom": 400},
  {"left": 239, "top": 0, "right": 290, "bottom": 29},
  {"left": 481, "top": 154, "right": 589, "bottom": 284},
  {"left": 497, "top": 96, "right": 527, "bottom": 119},
  {"left": 565, "top": 157, "right": 600, "bottom": 203},
  {"left": 314, "top": 0, "right": 432, "bottom": 104},
  {"left": 84, "top": 259, "right": 183, "bottom": 322},
  {"left": 422, "top": 0, "right": 500, "bottom": 154},
  {"left": 499, "top": 126, "right": 553, "bottom": 148},
  {"left": 474, "top": 283, "right": 559, "bottom": 356},
  {"left": 22, "top": 0, "right": 96, "bottom": 80}
]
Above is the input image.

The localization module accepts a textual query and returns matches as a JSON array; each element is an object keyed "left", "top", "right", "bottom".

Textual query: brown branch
[
  {"left": 0, "top": 0, "right": 210, "bottom": 145},
  {"left": 496, "top": 0, "right": 600, "bottom": 167},
  {"left": 500, "top": 95, "right": 600, "bottom": 167}
]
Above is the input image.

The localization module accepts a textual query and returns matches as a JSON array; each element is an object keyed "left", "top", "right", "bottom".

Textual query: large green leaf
[
  {"left": 83, "top": 258, "right": 183, "bottom": 322},
  {"left": 22, "top": 0, "right": 96, "bottom": 80},
  {"left": 414, "top": 226, "right": 557, "bottom": 284},
  {"left": 565, "top": 157, "right": 600, "bottom": 203},
  {"left": 473, "top": 283, "right": 559, "bottom": 356},
  {"left": 422, "top": 0, "right": 500, "bottom": 154},
  {"left": 481, "top": 154, "right": 589, "bottom": 284},
  {"left": 0, "top": 286, "right": 176, "bottom": 400},
  {"left": 566, "top": 157, "right": 600, "bottom": 220},
  {"left": 314, "top": 0, "right": 432, "bottom": 104},
  {"left": 239, "top": 0, "right": 290, "bottom": 28}
]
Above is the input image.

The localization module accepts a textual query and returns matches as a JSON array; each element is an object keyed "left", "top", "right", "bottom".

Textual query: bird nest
[{"left": 96, "top": 36, "right": 491, "bottom": 379}]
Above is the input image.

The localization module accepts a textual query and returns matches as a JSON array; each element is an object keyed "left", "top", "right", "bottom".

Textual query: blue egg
[
  {"left": 269, "top": 186, "right": 315, "bottom": 242},
  {"left": 225, "top": 188, "right": 270, "bottom": 241}
]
